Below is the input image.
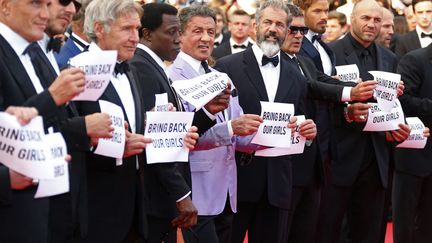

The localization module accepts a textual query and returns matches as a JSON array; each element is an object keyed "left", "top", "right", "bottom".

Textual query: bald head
[
  {"left": 350, "top": 0, "right": 383, "bottom": 47},
  {"left": 376, "top": 7, "right": 394, "bottom": 48}
]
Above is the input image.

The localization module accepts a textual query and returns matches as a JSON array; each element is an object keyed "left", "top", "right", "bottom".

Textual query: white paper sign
[
  {"left": 0, "top": 113, "right": 59, "bottom": 179},
  {"left": 397, "top": 117, "right": 428, "bottom": 149},
  {"left": 35, "top": 133, "right": 69, "bottom": 198},
  {"left": 335, "top": 64, "right": 360, "bottom": 82},
  {"left": 171, "top": 72, "right": 229, "bottom": 110},
  {"left": 155, "top": 93, "right": 169, "bottom": 111},
  {"left": 144, "top": 112, "right": 194, "bottom": 164},
  {"left": 94, "top": 100, "right": 125, "bottom": 159},
  {"left": 369, "top": 71, "right": 400, "bottom": 112},
  {"left": 251, "top": 102, "right": 294, "bottom": 147},
  {"left": 363, "top": 99, "right": 405, "bottom": 131},
  {"left": 69, "top": 49, "right": 117, "bottom": 101},
  {"left": 255, "top": 115, "right": 307, "bottom": 157}
]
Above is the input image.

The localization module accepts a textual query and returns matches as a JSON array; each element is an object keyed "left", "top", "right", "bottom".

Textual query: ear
[
  {"left": 94, "top": 21, "right": 105, "bottom": 40},
  {"left": 228, "top": 21, "right": 233, "bottom": 32},
  {"left": 142, "top": 28, "right": 152, "bottom": 42},
  {"left": 0, "top": 0, "right": 12, "bottom": 17}
]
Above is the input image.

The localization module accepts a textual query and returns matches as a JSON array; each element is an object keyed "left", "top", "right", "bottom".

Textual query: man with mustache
[
  {"left": 316, "top": 1, "right": 410, "bottom": 242},
  {"left": 214, "top": 1, "right": 317, "bottom": 242}
]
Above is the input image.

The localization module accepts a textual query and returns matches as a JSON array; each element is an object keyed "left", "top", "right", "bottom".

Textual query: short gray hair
[
  {"left": 84, "top": 0, "right": 142, "bottom": 42},
  {"left": 256, "top": 0, "right": 292, "bottom": 26},
  {"left": 178, "top": 5, "right": 216, "bottom": 33}
]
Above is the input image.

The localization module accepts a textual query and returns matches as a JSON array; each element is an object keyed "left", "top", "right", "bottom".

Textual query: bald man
[{"left": 315, "top": 1, "right": 409, "bottom": 243}]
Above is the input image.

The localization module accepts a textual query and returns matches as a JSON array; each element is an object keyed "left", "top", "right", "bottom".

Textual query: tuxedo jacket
[
  {"left": 299, "top": 37, "right": 336, "bottom": 75},
  {"left": 396, "top": 44, "right": 432, "bottom": 176},
  {"left": 329, "top": 35, "right": 398, "bottom": 188},
  {"left": 394, "top": 30, "right": 421, "bottom": 59},
  {"left": 290, "top": 54, "right": 352, "bottom": 186},
  {"left": 74, "top": 67, "right": 147, "bottom": 242},
  {"left": 0, "top": 34, "right": 88, "bottom": 243},
  {"left": 214, "top": 48, "right": 307, "bottom": 210},
  {"left": 55, "top": 36, "right": 82, "bottom": 70},
  {"left": 130, "top": 48, "right": 193, "bottom": 219},
  {"left": 212, "top": 40, "right": 253, "bottom": 60}
]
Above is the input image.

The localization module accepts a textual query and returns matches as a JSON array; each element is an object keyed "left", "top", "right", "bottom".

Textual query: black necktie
[
  {"left": 421, "top": 32, "right": 432, "bottom": 38},
  {"left": 290, "top": 56, "right": 302, "bottom": 74},
  {"left": 214, "top": 41, "right": 220, "bottom": 47},
  {"left": 47, "top": 37, "right": 62, "bottom": 53},
  {"left": 262, "top": 55, "right": 279, "bottom": 67},
  {"left": 201, "top": 61, "right": 211, "bottom": 73},
  {"left": 233, "top": 44, "right": 247, "bottom": 49},
  {"left": 24, "top": 42, "right": 57, "bottom": 88},
  {"left": 115, "top": 62, "right": 129, "bottom": 75}
]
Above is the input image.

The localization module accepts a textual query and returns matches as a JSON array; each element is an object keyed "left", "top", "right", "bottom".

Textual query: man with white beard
[{"left": 214, "top": 1, "right": 316, "bottom": 242}]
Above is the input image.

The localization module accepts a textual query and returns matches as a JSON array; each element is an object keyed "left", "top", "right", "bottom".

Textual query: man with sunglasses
[{"left": 281, "top": 4, "right": 377, "bottom": 243}]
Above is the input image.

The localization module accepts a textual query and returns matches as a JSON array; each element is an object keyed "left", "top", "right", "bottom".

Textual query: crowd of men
[{"left": 0, "top": 0, "right": 432, "bottom": 243}]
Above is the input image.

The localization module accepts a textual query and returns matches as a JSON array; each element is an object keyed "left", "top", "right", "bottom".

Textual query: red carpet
[{"left": 242, "top": 223, "right": 394, "bottom": 243}]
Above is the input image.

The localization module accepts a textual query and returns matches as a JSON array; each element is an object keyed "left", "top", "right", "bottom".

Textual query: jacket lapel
[
  {"left": 126, "top": 69, "right": 143, "bottom": 134},
  {"left": 242, "top": 48, "right": 269, "bottom": 101},
  {"left": 0, "top": 35, "right": 38, "bottom": 99},
  {"left": 301, "top": 38, "right": 323, "bottom": 72},
  {"left": 274, "top": 53, "right": 297, "bottom": 102}
]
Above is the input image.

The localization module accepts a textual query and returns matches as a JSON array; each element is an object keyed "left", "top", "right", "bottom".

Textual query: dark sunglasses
[
  {"left": 59, "top": 0, "right": 82, "bottom": 12},
  {"left": 289, "top": 26, "right": 309, "bottom": 35}
]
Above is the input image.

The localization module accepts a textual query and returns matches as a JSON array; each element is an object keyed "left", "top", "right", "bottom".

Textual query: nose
[
  {"left": 66, "top": 1, "right": 77, "bottom": 15},
  {"left": 130, "top": 29, "right": 139, "bottom": 43},
  {"left": 201, "top": 31, "right": 212, "bottom": 42},
  {"left": 40, "top": 3, "right": 50, "bottom": 20}
]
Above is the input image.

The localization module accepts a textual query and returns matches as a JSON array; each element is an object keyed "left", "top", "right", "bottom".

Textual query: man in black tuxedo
[
  {"left": 215, "top": 1, "right": 317, "bottom": 242},
  {"left": 316, "top": 1, "right": 410, "bottom": 242},
  {"left": 394, "top": 0, "right": 432, "bottom": 58},
  {"left": 281, "top": 4, "right": 377, "bottom": 243},
  {"left": 394, "top": 42, "right": 432, "bottom": 243},
  {"left": 0, "top": 0, "right": 88, "bottom": 242},
  {"left": 129, "top": 3, "right": 199, "bottom": 242},
  {"left": 212, "top": 10, "right": 253, "bottom": 60}
]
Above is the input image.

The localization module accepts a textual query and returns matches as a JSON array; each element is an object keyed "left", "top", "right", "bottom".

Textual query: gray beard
[{"left": 260, "top": 40, "right": 280, "bottom": 57}]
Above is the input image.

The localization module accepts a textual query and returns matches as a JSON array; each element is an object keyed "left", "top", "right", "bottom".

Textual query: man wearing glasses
[{"left": 281, "top": 4, "right": 377, "bottom": 243}]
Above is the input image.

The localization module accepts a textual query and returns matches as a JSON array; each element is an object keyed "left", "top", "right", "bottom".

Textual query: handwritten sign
[
  {"left": 69, "top": 45, "right": 116, "bottom": 101},
  {"left": 251, "top": 102, "right": 294, "bottom": 147},
  {"left": 35, "top": 133, "right": 69, "bottom": 198},
  {"left": 369, "top": 71, "right": 400, "bottom": 112},
  {"left": 397, "top": 117, "right": 428, "bottom": 149},
  {"left": 335, "top": 64, "right": 360, "bottom": 82},
  {"left": 171, "top": 72, "right": 229, "bottom": 110},
  {"left": 144, "top": 112, "right": 194, "bottom": 164},
  {"left": 363, "top": 99, "right": 405, "bottom": 131},
  {"left": 94, "top": 100, "right": 125, "bottom": 159},
  {"left": 255, "top": 115, "right": 307, "bottom": 157}
]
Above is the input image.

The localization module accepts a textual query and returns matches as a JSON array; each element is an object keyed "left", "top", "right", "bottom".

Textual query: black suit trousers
[
  {"left": 287, "top": 183, "right": 320, "bottom": 243},
  {"left": 392, "top": 170, "right": 432, "bottom": 243},
  {"left": 316, "top": 160, "right": 385, "bottom": 243}
]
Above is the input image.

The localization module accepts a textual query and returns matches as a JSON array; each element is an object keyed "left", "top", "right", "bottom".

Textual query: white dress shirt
[
  {"left": 416, "top": 25, "right": 432, "bottom": 48},
  {"left": 252, "top": 44, "right": 280, "bottom": 102},
  {"left": 229, "top": 38, "right": 250, "bottom": 54},
  {"left": 305, "top": 30, "right": 333, "bottom": 76}
]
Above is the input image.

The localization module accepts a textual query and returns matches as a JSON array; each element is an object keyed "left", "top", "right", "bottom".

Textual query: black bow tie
[
  {"left": 233, "top": 44, "right": 247, "bottom": 49},
  {"left": 214, "top": 41, "right": 220, "bottom": 47},
  {"left": 115, "top": 62, "right": 129, "bottom": 75},
  {"left": 421, "top": 32, "right": 432, "bottom": 38},
  {"left": 312, "top": 34, "right": 322, "bottom": 43},
  {"left": 47, "top": 37, "right": 62, "bottom": 53},
  {"left": 262, "top": 55, "right": 279, "bottom": 67}
]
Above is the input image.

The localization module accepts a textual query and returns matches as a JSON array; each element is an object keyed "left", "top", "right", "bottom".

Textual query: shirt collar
[
  {"left": 137, "top": 43, "right": 167, "bottom": 71},
  {"left": 305, "top": 29, "right": 319, "bottom": 43},
  {"left": 229, "top": 37, "right": 249, "bottom": 47},
  {"left": 37, "top": 33, "right": 50, "bottom": 54},
  {"left": 178, "top": 51, "right": 204, "bottom": 74},
  {"left": 0, "top": 22, "right": 31, "bottom": 56},
  {"left": 347, "top": 32, "right": 375, "bottom": 54},
  {"left": 71, "top": 32, "right": 90, "bottom": 51},
  {"left": 252, "top": 44, "right": 280, "bottom": 66},
  {"left": 214, "top": 34, "right": 223, "bottom": 44}
]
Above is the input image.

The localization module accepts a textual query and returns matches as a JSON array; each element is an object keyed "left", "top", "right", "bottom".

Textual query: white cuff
[
  {"left": 227, "top": 120, "right": 234, "bottom": 137},
  {"left": 202, "top": 107, "right": 216, "bottom": 121},
  {"left": 176, "top": 191, "right": 192, "bottom": 202},
  {"left": 342, "top": 87, "right": 352, "bottom": 102}
]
